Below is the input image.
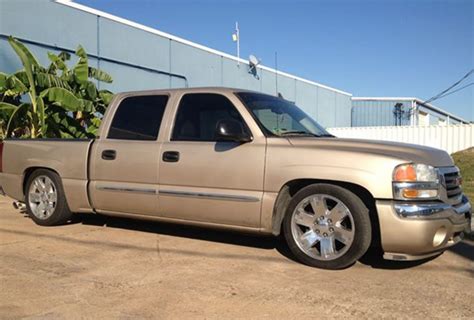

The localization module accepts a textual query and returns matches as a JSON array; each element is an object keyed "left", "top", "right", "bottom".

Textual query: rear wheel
[
  {"left": 25, "top": 169, "right": 73, "bottom": 226},
  {"left": 283, "top": 184, "right": 372, "bottom": 269}
]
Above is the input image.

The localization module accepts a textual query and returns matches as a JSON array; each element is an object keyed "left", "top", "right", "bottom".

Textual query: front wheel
[
  {"left": 25, "top": 169, "right": 73, "bottom": 226},
  {"left": 283, "top": 184, "right": 372, "bottom": 269}
]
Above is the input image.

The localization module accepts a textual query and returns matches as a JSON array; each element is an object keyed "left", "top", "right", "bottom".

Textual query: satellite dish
[{"left": 249, "top": 55, "right": 260, "bottom": 67}]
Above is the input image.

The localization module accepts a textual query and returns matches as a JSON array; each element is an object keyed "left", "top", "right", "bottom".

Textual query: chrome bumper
[
  {"left": 394, "top": 196, "right": 471, "bottom": 224},
  {"left": 377, "top": 196, "right": 471, "bottom": 261}
]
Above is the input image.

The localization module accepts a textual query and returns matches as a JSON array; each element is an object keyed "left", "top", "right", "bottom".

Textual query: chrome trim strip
[
  {"left": 394, "top": 203, "right": 451, "bottom": 218},
  {"left": 393, "top": 182, "right": 440, "bottom": 190},
  {"left": 392, "top": 182, "right": 440, "bottom": 201},
  {"left": 158, "top": 190, "right": 260, "bottom": 202},
  {"left": 97, "top": 186, "right": 157, "bottom": 195}
]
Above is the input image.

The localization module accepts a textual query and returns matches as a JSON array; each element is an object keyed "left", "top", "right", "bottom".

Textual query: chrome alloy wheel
[
  {"left": 291, "top": 194, "right": 355, "bottom": 261},
  {"left": 28, "top": 175, "right": 58, "bottom": 220}
]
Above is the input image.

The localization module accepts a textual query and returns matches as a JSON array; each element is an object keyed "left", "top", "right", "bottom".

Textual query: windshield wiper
[
  {"left": 280, "top": 131, "right": 320, "bottom": 137},
  {"left": 318, "top": 133, "right": 335, "bottom": 138},
  {"left": 280, "top": 131, "right": 335, "bottom": 138}
]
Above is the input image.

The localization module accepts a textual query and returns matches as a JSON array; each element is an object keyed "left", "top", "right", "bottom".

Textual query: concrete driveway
[{"left": 0, "top": 197, "right": 473, "bottom": 319}]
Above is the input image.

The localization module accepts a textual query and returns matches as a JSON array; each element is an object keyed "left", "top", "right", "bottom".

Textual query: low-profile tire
[
  {"left": 282, "top": 183, "right": 371, "bottom": 270},
  {"left": 25, "top": 169, "right": 73, "bottom": 226}
]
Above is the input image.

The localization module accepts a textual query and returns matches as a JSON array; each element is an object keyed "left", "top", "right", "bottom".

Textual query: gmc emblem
[{"left": 453, "top": 177, "right": 463, "bottom": 186}]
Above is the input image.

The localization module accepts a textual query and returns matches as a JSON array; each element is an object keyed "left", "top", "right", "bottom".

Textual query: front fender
[{"left": 265, "top": 164, "right": 395, "bottom": 199}]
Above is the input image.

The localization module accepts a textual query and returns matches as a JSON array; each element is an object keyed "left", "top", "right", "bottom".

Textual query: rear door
[{"left": 89, "top": 94, "right": 169, "bottom": 215}]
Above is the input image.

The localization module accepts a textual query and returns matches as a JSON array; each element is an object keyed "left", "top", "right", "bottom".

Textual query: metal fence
[{"left": 327, "top": 124, "right": 474, "bottom": 154}]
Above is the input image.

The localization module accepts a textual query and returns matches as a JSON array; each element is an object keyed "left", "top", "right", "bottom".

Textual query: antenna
[
  {"left": 232, "top": 22, "right": 240, "bottom": 67},
  {"left": 275, "top": 51, "right": 279, "bottom": 95}
]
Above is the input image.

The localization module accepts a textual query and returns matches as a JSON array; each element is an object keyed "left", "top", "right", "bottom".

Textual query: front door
[
  {"left": 158, "top": 93, "right": 266, "bottom": 228},
  {"left": 89, "top": 94, "right": 169, "bottom": 215}
]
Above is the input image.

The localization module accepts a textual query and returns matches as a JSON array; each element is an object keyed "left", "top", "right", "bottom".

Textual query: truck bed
[{"left": 0, "top": 139, "right": 95, "bottom": 213}]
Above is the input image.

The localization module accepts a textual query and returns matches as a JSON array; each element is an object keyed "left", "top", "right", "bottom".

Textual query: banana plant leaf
[
  {"left": 0, "top": 74, "right": 28, "bottom": 96},
  {"left": 6, "top": 75, "right": 28, "bottom": 94},
  {"left": 40, "top": 87, "right": 83, "bottom": 112},
  {"left": 89, "top": 67, "right": 113, "bottom": 83},
  {"left": 58, "top": 51, "right": 71, "bottom": 61},
  {"left": 0, "top": 73, "right": 7, "bottom": 91},
  {"left": 8, "top": 36, "right": 39, "bottom": 98},
  {"left": 99, "top": 90, "right": 114, "bottom": 105},
  {"left": 0, "top": 102, "right": 18, "bottom": 112},
  {"left": 47, "top": 52, "right": 68, "bottom": 72},
  {"left": 73, "top": 45, "right": 88, "bottom": 84},
  {"left": 36, "top": 72, "right": 72, "bottom": 90},
  {"left": 83, "top": 81, "right": 97, "bottom": 100},
  {"left": 6, "top": 103, "right": 30, "bottom": 136}
]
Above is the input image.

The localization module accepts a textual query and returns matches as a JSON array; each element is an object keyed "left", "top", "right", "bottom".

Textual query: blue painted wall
[{"left": 0, "top": 0, "right": 352, "bottom": 128}]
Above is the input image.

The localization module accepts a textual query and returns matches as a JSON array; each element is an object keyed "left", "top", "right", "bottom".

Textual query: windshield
[{"left": 236, "top": 92, "right": 332, "bottom": 137}]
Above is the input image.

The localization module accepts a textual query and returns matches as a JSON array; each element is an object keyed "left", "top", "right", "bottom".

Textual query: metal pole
[
  {"left": 275, "top": 51, "right": 278, "bottom": 95},
  {"left": 236, "top": 22, "right": 240, "bottom": 67}
]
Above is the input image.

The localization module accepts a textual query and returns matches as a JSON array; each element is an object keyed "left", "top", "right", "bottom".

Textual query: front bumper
[{"left": 377, "top": 196, "right": 471, "bottom": 261}]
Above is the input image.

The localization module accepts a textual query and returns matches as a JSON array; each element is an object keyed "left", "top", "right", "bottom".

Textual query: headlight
[
  {"left": 392, "top": 163, "right": 440, "bottom": 200},
  {"left": 393, "top": 163, "right": 439, "bottom": 182}
]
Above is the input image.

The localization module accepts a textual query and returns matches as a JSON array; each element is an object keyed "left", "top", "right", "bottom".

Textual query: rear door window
[{"left": 108, "top": 95, "right": 169, "bottom": 140}]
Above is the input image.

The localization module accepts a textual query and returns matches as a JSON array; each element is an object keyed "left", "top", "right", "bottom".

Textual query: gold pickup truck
[{"left": 0, "top": 88, "right": 471, "bottom": 269}]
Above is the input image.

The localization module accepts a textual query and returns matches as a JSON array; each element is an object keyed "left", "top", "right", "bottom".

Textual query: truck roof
[{"left": 115, "top": 87, "right": 259, "bottom": 97}]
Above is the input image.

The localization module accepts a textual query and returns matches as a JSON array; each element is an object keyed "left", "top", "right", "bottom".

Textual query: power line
[
  {"left": 422, "top": 69, "right": 474, "bottom": 105},
  {"left": 436, "top": 82, "right": 474, "bottom": 100}
]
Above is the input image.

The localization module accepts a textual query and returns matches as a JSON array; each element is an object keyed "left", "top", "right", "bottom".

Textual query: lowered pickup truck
[{"left": 0, "top": 87, "right": 471, "bottom": 269}]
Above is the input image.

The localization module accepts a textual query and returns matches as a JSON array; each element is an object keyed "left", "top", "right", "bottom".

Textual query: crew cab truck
[{"left": 0, "top": 88, "right": 471, "bottom": 269}]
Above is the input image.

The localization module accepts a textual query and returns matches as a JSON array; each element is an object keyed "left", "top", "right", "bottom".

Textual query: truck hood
[{"left": 287, "top": 137, "right": 454, "bottom": 167}]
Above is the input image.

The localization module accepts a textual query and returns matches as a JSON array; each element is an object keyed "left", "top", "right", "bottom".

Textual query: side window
[
  {"left": 108, "top": 95, "right": 168, "bottom": 141},
  {"left": 172, "top": 93, "right": 248, "bottom": 141}
]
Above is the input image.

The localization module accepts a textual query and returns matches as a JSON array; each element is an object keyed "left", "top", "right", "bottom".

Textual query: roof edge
[
  {"left": 413, "top": 98, "right": 469, "bottom": 123},
  {"left": 352, "top": 97, "right": 417, "bottom": 101}
]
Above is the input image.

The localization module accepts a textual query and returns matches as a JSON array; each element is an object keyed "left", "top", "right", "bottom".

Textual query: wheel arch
[
  {"left": 23, "top": 167, "right": 61, "bottom": 195},
  {"left": 271, "top": 178, "right": 381, "bottom": 249}
]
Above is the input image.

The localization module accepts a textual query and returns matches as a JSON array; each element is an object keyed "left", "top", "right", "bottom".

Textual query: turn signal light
[
  {"left": 394, "top": 164, "right": 417, "bottom": 182},
  {"left": 398, "top": 188, "right": 439, "bottom": 199},
  {"left": 402, "top": 189, "right": 419, "bottom": 198}
]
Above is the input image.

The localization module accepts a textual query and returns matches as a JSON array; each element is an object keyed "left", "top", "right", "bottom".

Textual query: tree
[{"left": 0, "top": 36, "right": 114, "bottom": 139}]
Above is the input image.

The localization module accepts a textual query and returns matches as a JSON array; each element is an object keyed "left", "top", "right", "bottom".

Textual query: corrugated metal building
[
  {"left": 0, "top": 0, "right": 353, "bottom": 128},
  {"left": 351, "top": 97, "right": 469, "bottom": 127}
]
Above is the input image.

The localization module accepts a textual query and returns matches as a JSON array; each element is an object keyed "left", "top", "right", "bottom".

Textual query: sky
[{"left": 76, "top": 0, "right": 473, "bottom": 121}]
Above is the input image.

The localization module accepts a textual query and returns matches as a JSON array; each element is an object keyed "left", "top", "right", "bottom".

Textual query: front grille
[{"left": 443, "top": 170, "right": 463, "bottom": 205}]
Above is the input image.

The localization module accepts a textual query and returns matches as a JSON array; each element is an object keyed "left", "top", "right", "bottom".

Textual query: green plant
[
  {"left": 452, "top": 148, "right": 473, "bottom": 240},
  {"left": 0, "top": 36, "right": 114, "bottom": 139}
]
